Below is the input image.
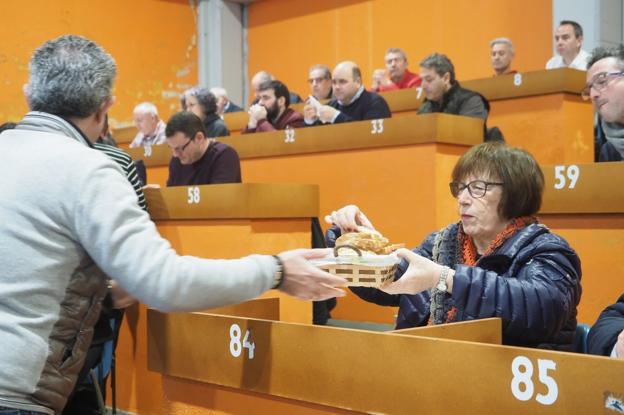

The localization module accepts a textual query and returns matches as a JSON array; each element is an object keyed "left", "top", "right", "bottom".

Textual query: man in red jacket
[
  {"left": 371, "top": 48, "right": 421, "bottom": 92},
  {"left": 243, "top": 80, "right": 305, "bottom": 133}
]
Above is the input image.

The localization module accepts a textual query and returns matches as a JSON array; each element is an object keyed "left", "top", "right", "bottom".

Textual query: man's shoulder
[
  {"left": 284, "top": 107, "right": 303, "bottom": 120},
  {"left": 93, "top": 142, "right": 133, "bottom": 164},
  {"left": 210, "top": 140, "right": 239, "bottom": 157},
  {"left": 546, "top": 55, "right": 561, "bottom": 69},
  {"left": 361, "top": 89, "right": 387, "bottom": 103}
]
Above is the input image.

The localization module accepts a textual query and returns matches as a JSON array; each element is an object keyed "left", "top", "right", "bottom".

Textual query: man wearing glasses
[
  {"left": 165, "top": 111, "right": 241, "bottom": 186},
  {"left": 307, "top": 64, "right": 333, "bottom": 101},
  {"left": 583, "top": 44, "right": 624, "bottom": 162}
]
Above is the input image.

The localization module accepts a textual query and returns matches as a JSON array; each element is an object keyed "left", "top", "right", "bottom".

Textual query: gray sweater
[{"left": 0, "top": 112, "right": 276, "bottom": 413}]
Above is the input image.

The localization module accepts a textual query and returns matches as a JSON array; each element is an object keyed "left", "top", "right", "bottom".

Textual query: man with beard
[{"left": 243, "top": 80, "right": 305, "bottom": 133}]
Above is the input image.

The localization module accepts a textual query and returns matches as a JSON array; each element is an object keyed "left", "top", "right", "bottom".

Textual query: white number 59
[{"left": 554, "top": 165, "right": 580, "bottom": 190}]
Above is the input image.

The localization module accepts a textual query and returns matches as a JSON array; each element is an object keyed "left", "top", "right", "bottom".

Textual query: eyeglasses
[
  {"left": 308, "top": 76, "right": 329, "bottom": 84},
  {"left": 170, "top": 137, "right": 194, "bottom": 154},
  {"left": 449, "top": 180, "right": 504, "bottom": 198},
  {"left": 581, "top": 71, "right": 624, "bottom": 100}
]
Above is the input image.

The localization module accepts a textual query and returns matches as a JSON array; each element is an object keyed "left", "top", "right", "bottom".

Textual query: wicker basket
[{"left": 316, "top": 244, "right": 398, "bottom": 288}]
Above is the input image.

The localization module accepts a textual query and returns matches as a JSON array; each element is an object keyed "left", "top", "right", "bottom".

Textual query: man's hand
[
  {"left": 303, "top": 104, "right": 319, "bottom": 124},
  {"left": 371, "top": 68, "right": 390, "bottom": 90},
  {"left": 616, "top": 329, "right": 624, "bottom": 359},
  {"left": 379, "top": 249, "right": 451, "bottom": 295},
  {"left": 247, "top": 104, "right": 267, "bottom": 129},
  {"left": 318, "top": 105, "right": 339, "bottom": 123},
  {"left": 324, "top": 204, "right": 376, "bottom": 233},
  {"left": 277, "top": 248, "right": 347, "bottom": 301}
]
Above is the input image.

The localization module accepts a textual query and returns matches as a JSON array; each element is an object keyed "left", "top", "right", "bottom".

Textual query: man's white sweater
[{"left": 0, "top": 112, "right": 275, "bottom": 413}]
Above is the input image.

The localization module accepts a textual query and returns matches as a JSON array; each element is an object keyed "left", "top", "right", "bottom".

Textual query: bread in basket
[{"left": 313, "top": 231, "right": 403, "bottom": 287}]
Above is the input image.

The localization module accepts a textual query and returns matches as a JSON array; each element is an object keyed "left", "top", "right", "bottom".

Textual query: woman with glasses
[
  {"left": 325, "top": 142, "right": 582, "bottom": 350},
  {"left": 181, "top": 87, "right": 230, "bottom": 138}
]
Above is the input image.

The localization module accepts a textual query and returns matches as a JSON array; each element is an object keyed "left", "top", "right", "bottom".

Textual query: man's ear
[
  {"left": 443, "top": 72, "right": 451, "bottom": 84},
  {"left": 95, "top": 96, "right": 116, "bottom": 123},
  {"left": 195, "top": 130, "right": 206, "bottom": 142},
  {"left": 278, "top": 96, "right": 286, "bottom": 108}
]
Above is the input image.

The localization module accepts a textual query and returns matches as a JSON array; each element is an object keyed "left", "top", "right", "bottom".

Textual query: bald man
[{"left": 304, "top": 61, "right": 391, "bottom": 125}]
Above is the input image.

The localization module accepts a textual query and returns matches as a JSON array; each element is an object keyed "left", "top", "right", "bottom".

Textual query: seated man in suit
[
  {"left": 210, "top": 86, "right": 243, "bottom": 115},
  {"left": 243, "top": 80, "right": 305, "bottom": 133},
  {"left": 588, "top": 294, "right": 624, "bottom": 359},
  {"left": 304, "top": 61, "right": 391, "bottom": 125},
  {"left": 166, "top": 111, "right": 241, "bottom": 186},
  {"left": 418, "top": 53, "right": 489, "bottom": 120}
]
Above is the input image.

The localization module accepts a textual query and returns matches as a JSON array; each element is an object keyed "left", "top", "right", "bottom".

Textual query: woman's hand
[
  {"left": 324, "top": 205, "right": 377, "bottom": 233},
  {"left": 380, "top": 249, "right": 453, "bottom": 295}
]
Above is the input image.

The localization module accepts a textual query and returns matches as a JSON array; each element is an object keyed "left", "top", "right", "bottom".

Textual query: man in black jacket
[
  {"left": 304, "top": 61, "right": 391, "bottom": 125},
  {"left": 418, "top": 53, "right": 489, "bottom": 120},
  {"left": 588, "top": 294, "right": 624, "bottom": 358}
]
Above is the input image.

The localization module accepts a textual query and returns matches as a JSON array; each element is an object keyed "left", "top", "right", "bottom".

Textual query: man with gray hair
[
  {"left": 129, "top": 101, "right": 166, "bottom": 149},
  {"left": 490, "top": 38, "right": 517, "bottom": 76},
  {"left": 371, "top": 47, "right": 421, "bottom": 92},
  {"left": 210, "top": 86, "right": 243, "bottom": 115},
  {"left": 0, "top": 35, "right": 345, "bottom": 414},
  {"left": 418, "top": 53, "right": 489, "bottom": 120}
]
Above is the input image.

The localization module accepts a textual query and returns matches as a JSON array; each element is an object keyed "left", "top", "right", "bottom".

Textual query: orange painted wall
[
  {"left": 247, "top": 0, "right": 552, "bottom": 103},
  {"left": 0, "top": 0, "right": 196, "bottom": 129}
]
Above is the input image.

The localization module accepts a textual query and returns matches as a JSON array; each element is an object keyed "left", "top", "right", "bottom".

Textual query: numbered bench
[
  {"left": 380, "top": 68, "right": 592, "bottom": 164},
  {"left": 540, "top": 162, "right": 624, "bottom": 323},
  {"left": 129, "top": 312, "right": 623, "bottom": 414}
]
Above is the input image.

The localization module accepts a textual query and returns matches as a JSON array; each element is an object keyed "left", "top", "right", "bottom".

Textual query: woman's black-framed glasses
[{"left": 449, "top": 180, "right": 504, "bottom": 198}]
